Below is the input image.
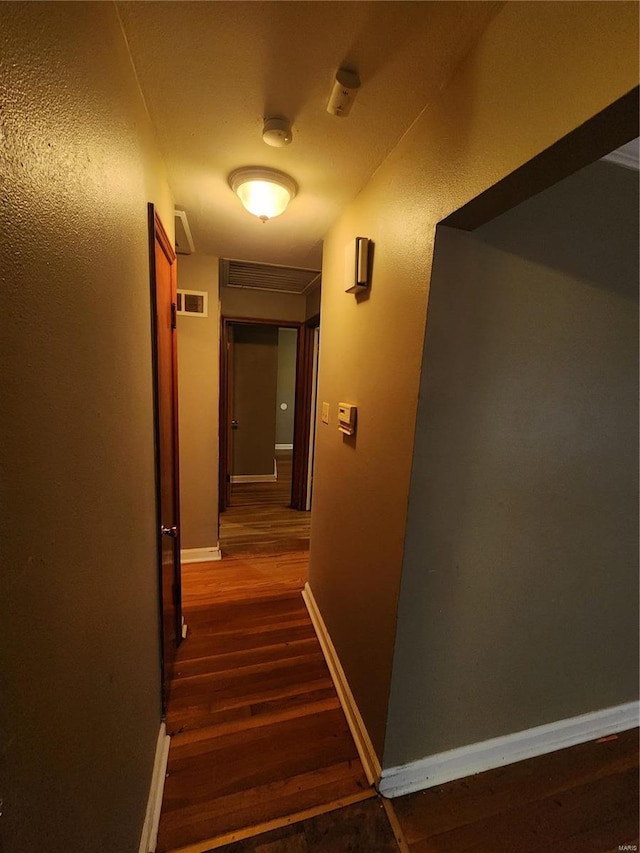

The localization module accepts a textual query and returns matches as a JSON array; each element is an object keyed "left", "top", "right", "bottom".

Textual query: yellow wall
[
  {"left": 177, "top": 255, "right": 220, "bottom": 550},
  {"left": 1, "top": 3, "right": 173, "bottom": 850},
  {"left": 221, "top": 285, "right": 306, "bottom": 322},
  {"left": 309, "top": 0, "right": 639, "bottom": 759}
]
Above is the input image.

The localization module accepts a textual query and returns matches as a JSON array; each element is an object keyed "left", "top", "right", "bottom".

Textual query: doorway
[{"left": 219, "top": 317, "right": 317, "bottom": 556}]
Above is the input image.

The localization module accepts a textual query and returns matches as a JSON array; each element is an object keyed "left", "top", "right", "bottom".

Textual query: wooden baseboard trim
[
  {"left": 302, "top": 582, "right": 382, "bottom": 787},
  {"left": 167, "top": 788, "right": 376, "bottom": 853},
  {"left": 138, "top": 722, "right": 170, "bottom": 853},
  {"left": 378, "top": 700, "right": 640, "bottom": 799},
  {"left": 180, "top": 546, "right": 222, "bottom": 564}
]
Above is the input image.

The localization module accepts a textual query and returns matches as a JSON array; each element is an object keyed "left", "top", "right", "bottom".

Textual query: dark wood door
[
  {"left": 149, "top": 206, "right": 182, "bottom": 698},
  {"left": 225, "top": 323, "right": 234, "bottom": 509}
]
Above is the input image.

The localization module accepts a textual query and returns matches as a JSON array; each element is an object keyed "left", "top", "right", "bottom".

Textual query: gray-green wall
[
  {"left": 0, "top": 4, "right": 173, "bottom": 850},
  {"left": 384, "top": 159, "right": 639, "bottom": 767},
  {"left": 276, "top": 328, "right": 298, "bottom": 446}
]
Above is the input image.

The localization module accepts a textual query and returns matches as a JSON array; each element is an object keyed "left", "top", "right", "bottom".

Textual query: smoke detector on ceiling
[
  {"left": 262, "top": 116, "right": 292, "bottom": 147},
  {"left": 327, "top": 68, "right": 360, "bottom": 117}
]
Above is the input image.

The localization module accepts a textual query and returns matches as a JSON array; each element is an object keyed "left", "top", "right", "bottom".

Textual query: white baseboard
[
  {"left": 181, "top": 546, "right": 222, "bottom": 563},
  {"left": 275, "top": 443, "right": 293, "bottom": 450},
  {"left": 230, "top": 473, "right": 277, "bottom": 483},
  {"left": 138, "top": 722, "right": 170, "bottom": 853},
  {"left": 302, "top": 582, "right": 381, "bottom": 787},
  {"left": 378, "top": 700, "right": 639, "bottom": 799}
]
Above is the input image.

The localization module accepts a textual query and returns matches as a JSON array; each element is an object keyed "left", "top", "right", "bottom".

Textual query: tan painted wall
[
  {"left": 385, "top": 160, "right": 639, "bottom": 767},
  {"left": 309, "top": 1, "right": 639, "bottom": 760},
  {"left": 0, "top": 4, "right": 173, "bottom": 852},
  {"left": 177, "top": 254, "right": 220, "bottom": 550},
  {"left": 221, "top": 285, "right": 305, "bottom": 322},
  {"left": 305, "top": 285, "right": 322, "bottom": 320}
]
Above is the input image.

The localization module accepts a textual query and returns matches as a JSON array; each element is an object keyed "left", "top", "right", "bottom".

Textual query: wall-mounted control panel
[
  {"left": 338, "top": 403, "right": 357, "bottom": 436},
  {"left": 321, "top": 402, "right": 330, "bottom": 424}
]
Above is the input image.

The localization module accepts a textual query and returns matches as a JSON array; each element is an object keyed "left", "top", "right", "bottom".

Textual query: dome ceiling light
[{"left": 228, "top": 167, "right": 298, "bottom": 222}]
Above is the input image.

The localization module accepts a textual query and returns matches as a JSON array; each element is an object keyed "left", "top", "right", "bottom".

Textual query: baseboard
[
  {"left": 181, "top": 546, "right": 222, "bottom": 563},
  {"left": 378, "top": 700, "right": 640, "bottom": 799},
  {"left": 231, "top": 459, "right": 277, "bottom": 484},
  {"left": 275, "top": 443, "right": 293, "bottom": 450},
  {"left": 302, "top": 582, "right": 381, "bottom": 787},
  {"left": 138, "top": 722, "right": 170, "bottom": 853},
  {"left": 230, "top": 473, "right": 278, "bottom": 483}
]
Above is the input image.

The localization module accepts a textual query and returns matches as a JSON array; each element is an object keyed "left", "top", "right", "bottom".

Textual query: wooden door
[
  {"left": 149, "top": 206, "right": 182, "bottom": 700},
  {"left": 225, "top": 323, "right": 234, "bottom": 509},
  {"left": 231, "top": 324, "right": 279, "bottom": 478}
]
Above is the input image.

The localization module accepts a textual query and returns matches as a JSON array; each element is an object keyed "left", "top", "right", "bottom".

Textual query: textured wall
[
  {"left": 309, "top": 1, "right": 639, "bottom": 760},
  {"left": 276, "top": 328, "right": 298, "bottom": 446},
  {"left": 0, "top": 4, "right": 173, "bottom": 851},
  {"left": 177, "top": 255, "right": 220, "bottom": 550},
  {"left": 385, "top": 160, "right": 639, "bottom": 767},
  {"left": 305, "top": 286, "right": 321, "bottom": 320},
  {"left": 221, "top": 285, "right": 305, "bottom": 322}
]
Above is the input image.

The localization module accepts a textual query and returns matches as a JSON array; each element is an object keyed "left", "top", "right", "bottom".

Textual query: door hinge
[{"left": 171, "top": 302, "right": 177, "bottom": 329}]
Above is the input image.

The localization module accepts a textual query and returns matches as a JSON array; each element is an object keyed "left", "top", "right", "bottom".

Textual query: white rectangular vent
[
  {"left": 177, "top": 290, "right": 208, "bottom": 317},
  {"left": 174, "top": 210, "right": 195, "bottom": 255}
]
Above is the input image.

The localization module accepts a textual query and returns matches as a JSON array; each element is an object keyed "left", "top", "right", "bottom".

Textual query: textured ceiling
[{"left": 117, "top": 1, "right": 500, "bottom": 268}]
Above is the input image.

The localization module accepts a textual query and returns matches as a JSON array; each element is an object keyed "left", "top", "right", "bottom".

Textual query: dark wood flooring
[
  {"left": 391, "top": 727, "right": 639, "bottom": 853},
  {"left": 156, "top": 454, "right": 371, "bottom": 853},
  {"left": 215, "top": 797, "right": 400, "bottom": 853},
  {"left": 220, "top": 451, "right": 310, "bottom": 557}
]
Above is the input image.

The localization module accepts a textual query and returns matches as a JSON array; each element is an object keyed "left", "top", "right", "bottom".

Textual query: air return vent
[
  {"left": 174, "top": 210, "right": 195, "bottom": 255},
  {"left": 220, "top": 258, "right": 321, "bottom": 294},
  {"left": 177, "top": 290, "right": 208, "bottom": 317}
]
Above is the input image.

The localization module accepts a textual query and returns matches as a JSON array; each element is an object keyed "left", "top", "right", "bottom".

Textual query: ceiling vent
[
  {"left": 220, "top": 259, "right": 321, "bottom": 295},
  {"left": 174, "top": 209, "right": 195, "bottom": 255}
]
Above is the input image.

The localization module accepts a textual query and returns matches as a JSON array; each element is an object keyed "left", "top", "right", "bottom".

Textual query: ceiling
[{"left": 117, "top": 1, "right": 501, "bottom": 268}]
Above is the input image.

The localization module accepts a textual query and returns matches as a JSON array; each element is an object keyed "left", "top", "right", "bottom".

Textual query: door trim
[
  {"left": 292, "top": 313, "right": 321, "bottom": 510},
  {"left": 219, "top": 316, "right": 302, "bottom": 513},
  {"left": 148, "top": 204, "right": 182, "bottom": 712}
]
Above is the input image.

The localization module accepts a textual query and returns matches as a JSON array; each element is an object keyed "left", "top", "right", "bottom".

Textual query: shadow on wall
[{"left": 474, "top": 159, "right": 639, "bottom": 297}]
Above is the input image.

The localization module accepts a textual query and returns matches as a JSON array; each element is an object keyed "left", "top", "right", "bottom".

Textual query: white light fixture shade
[{"left": 229, "top": 167, "right": 298, "bottom": 221}]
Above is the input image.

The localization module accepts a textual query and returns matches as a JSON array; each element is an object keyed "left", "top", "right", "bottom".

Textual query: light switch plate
[{"left": 321, "top": 402, "right": 330, "bottom": 424}]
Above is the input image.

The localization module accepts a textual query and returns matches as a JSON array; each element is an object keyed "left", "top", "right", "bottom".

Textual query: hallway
[{"left": 156, "top": 464, "right": 370, "bottom": 852}]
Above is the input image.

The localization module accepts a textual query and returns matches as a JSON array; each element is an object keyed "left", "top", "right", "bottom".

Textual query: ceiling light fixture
[{"left": 228, "top": 167, "right": 298, "bottom": 222}]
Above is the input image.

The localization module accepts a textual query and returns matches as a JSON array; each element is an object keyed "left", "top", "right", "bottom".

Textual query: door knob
[
  {"left": 161, "top": 525, "right": 177, "bottom": 538},
  {"left": 231, "top": 419, "right": 239, "bottom": 429}
]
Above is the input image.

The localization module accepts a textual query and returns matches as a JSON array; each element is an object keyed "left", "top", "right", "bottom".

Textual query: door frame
[
  {"left": 219, "top": 315, "right": 308, "bottom": 513},
  {"left": 148, "top": 204, "right": 182, "bottom": 711},
  {"left": 292, "top": 313, "right": 321, "bottom": 511}
]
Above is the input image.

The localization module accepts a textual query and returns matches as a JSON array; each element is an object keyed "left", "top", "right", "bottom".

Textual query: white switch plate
[{"left": 321, "top": 402, "right": 330, "bottom": 424}]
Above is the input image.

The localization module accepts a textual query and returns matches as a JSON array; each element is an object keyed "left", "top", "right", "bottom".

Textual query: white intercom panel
[{"left": 338, "top": 403, "right": 357, "bottom": 436}]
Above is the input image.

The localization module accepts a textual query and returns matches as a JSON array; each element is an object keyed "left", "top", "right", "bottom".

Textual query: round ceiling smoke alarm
[{"left": 262, "top": 116, "right": 292, "bottom": 147}]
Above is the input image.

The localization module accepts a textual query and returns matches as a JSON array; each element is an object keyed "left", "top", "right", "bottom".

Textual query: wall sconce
[
  {"left": 229, "top": 167, "right": 298, "bottom": 222},
  {"left": 346, "top": 237, "right": 371, "bottom": 293}
]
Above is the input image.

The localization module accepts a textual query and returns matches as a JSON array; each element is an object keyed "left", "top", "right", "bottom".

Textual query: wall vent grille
[
  {"left": 177, "top": 290, "right": 208, "bottom": 317},
  {"left": 220, "top": 258, "right": 321, "bottom": 295}
]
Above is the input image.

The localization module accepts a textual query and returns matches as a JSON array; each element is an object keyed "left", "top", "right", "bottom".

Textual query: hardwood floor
[
  {"left": 220, "top": 451, "right": 310, "bottom": 557},
  {"left": 157, "top": 454, "right": 370, "bottom": 853},
  {"left": 390, "top": 727, "right": 639, "bottom": 853}
]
